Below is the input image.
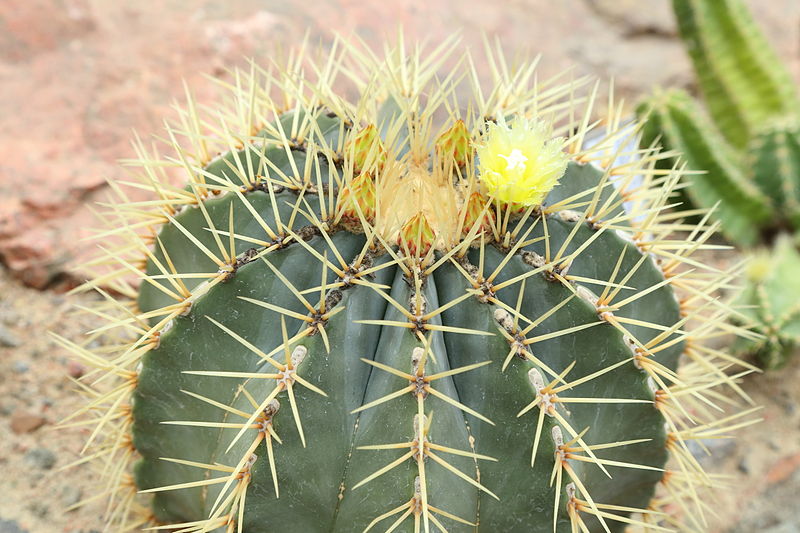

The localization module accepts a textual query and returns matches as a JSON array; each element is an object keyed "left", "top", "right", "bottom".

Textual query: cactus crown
[{"left": 60, "top": 35, "right": 756, "bottom": 532}]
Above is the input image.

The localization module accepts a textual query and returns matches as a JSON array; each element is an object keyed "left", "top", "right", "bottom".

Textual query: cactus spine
[
  {"left": 637, "top": 0, "right": 800, "bottom": 367},
  {"left": 62, "top": 37, "right": 755, "bottom": 532}
]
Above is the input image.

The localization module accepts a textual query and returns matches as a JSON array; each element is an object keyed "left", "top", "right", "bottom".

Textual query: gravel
[
  {"left": 763, "top": 524, "right": 800, "bottom": 533},
  {"left": 0, "top": 324, "right": 20, "bottom": 348},
  {"left": 62, "top": 486, "right": 83, "bottom": 510},
  {"left": 22, "top": 448, "right": 56, "bottom": 470},
  {"left": 0, "top": 519, "right": 28, "bottom": 533}
]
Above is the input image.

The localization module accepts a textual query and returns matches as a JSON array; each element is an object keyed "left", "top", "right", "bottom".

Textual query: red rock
[
  {"left": 766, "top": 452, "right": 800, "bottom": 485},
  {"left": 0, "top": 0, "right": 95, "bottom": 63},
  {"left": 10, "top": 412, "right": 46, "bottom": 434},
  {"left": 66, "top": 360, "right": 86, "bottom": 379}
]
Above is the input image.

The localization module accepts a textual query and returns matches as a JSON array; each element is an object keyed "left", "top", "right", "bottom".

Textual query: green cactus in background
[
  {"left": 733, "top": 235, "right": 800, "bottom": 369},
  {"left": 637, "top": 0, "right": 800, "bottom": 368},
  {"left": 59, "top": 37, "right": 755, "bottom": 532}
]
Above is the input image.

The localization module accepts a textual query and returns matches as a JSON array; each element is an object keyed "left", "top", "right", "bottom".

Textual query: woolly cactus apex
[{"left": 61, "top": 36, "right": 756, "bottom": 533}]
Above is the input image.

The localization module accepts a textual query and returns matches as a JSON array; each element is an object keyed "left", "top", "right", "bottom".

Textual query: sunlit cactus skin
[
  {"left": 637, "top": 0, "right": 800, "bottom": 368},
  {"left": 62, "top": 37, "right": 755, "bottom": 533}
]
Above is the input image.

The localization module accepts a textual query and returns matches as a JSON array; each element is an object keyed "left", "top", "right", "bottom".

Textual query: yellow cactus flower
[
  {"left": 477, "top": 118, "right": 568, "bottom": 206},
  {"left": 745, "top": 248, "right": 771, "bottom": 282}
]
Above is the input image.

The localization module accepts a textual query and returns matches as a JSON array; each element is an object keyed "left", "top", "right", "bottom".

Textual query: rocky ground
[
  {"left": 1, "top": 0, "right": 800, "bottom": 532},
  {"left": 0, "top": 271, "right": 106, "bottom": 532}
]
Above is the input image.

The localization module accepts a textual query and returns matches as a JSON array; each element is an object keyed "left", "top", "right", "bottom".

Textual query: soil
[{"left": 0, "top": 272, "right": 105, "bottom": 532}]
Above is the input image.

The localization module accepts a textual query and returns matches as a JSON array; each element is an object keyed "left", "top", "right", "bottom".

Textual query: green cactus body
[
  {"left": 637, "top": 89, "right": 772, "bottom": 246},
  {"left": 672, "top": 0, "right": 799, "bottom": 148},
  {"left": 66, "top": 39, "right": 752, "bottom": 533},
  {"left": 747, "top": 120, "right": 800, "bottom": 228},
  {"left": 734, "top": 235, "right": 800, "bottom": 369},
  {"left": 637, "top": 0, "right": 800, "bottom": 368}
]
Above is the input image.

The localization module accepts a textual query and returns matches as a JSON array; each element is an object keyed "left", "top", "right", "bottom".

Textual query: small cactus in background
[
  {"left": 637, "top": 0, "right": 800, "bottom": 368},
  {"left": 733, "top": 236, "right": 800, "bottom": 369},
  {"left": 60, "top": 36, "right": 756, "bottom": 532}
]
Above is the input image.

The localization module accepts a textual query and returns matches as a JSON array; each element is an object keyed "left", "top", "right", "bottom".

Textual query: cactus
[
  {"left": 60, "top": 37, "right": 755, "bottom": 532},
  {"left": 637, "top": 0, "right": 800, "bottom": 367},
  {"left": 733, "top": 235, "right": 800, "bottom": 368}
]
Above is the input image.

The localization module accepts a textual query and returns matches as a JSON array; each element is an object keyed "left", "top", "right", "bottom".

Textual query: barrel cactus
[
  {"left": 636, "top": 0, "right": 800, "bottom": 367},
  {"left": 61, "top": 37, "right": 754, "bottom": 532}
]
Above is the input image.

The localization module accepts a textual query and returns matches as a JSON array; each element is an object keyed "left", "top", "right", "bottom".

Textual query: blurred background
[{"left": 0, "top": 1, "right": 799, "bottom": 532}]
